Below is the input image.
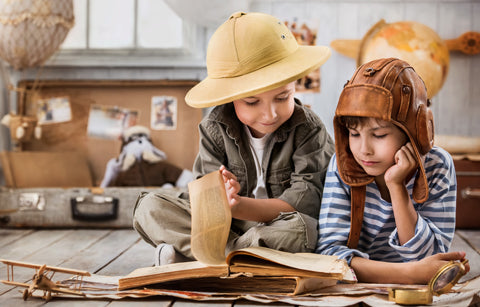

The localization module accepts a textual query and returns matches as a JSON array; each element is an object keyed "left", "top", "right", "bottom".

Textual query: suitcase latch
[{"left": 18, "top": 193, "right": 45, "bottom": 211}]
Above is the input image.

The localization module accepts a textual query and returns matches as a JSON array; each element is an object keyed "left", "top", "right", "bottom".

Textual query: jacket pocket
[{"left": 267, "top": 167, "right": 291, "bottom": 197}]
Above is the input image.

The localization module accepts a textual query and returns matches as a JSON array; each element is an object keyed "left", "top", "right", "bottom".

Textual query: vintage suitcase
[
  {"left": 0, "top": 186, "right": 182, "bottom": 228},
  {"left": 0, "top": 80, "right": 201, "bottom": 228},
  {"left": 454, "top": 158, "right": 480, "bottom": 229}
]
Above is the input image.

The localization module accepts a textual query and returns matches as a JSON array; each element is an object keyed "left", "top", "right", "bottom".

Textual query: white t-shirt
[{"left": 244, "top": 126, "right": 270, "bottom": 199}]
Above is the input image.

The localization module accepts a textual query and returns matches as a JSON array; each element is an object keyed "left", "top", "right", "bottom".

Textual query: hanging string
[{"left": 0, "top": 58, "right": 13, "bottom": 112}]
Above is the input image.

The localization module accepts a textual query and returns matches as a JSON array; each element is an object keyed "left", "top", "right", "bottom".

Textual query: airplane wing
[{"left": 0, "top": 259, "right": 91, "bottom": 276}]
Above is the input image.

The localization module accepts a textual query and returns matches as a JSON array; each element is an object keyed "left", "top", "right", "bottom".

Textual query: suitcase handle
[
  {"left": 461, "top": 187, "right": 480, "bottom": 199},
  {"left": 70, "top": 196, "right": 119, "bottom": 221}
]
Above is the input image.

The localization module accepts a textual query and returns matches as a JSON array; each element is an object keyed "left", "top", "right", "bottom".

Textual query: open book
[{"left": 118, "top": 170, "right": 355, "bottom": 295}]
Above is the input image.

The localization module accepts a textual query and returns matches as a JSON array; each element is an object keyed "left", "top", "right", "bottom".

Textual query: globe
[{"left": 358, "top": 20, "right": 450, "bottom": 98}]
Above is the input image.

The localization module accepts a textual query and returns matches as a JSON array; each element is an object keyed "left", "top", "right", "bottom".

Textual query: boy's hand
[
  {"left": 220, "top": 165, "right": 241, "bottom": 207},
  {"left": 385, "top": 142, "right": 418, "bottom": 187},
  {"left": 351, "top": 251, "right": 470, "bottom": 284},
  {"left": 219, "top": 165, "right": 294, "bottom": 222},
  {"left": 411, "top": 251, "right": 470, "bottom": 284}
]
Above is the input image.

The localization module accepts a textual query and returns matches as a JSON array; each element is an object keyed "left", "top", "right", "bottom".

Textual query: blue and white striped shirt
[{"left": 315, "top": 146, "right": 456, "bottom": 264}]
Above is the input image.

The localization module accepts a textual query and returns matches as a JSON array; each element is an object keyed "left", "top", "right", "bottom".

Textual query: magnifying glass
[{"left": 388, "top": 259, "right": 468, "bottom": 305}]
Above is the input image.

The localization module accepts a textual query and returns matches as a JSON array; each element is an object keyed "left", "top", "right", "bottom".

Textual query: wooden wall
[
  {"left": 249, "top": 0, "right": 480, "bottom": 138},
  {"left": 1, "top": 0, "right": 478, "bottom": 158}
]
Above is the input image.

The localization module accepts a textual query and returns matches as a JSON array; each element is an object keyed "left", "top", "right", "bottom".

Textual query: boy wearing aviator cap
[
  {"left": 133, "top": 12, "right": 334, "bottom": 265},
  {"left": 316, "top": 58, "right": 469, "bottom": 284}
]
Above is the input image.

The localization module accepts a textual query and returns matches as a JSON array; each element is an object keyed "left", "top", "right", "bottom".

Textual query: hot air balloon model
[
  {"left": 0, "top": 0, "right": 74, "bottom": 69},
  {"left": 0, "top": 0, "right": 74, "bottom": 146}
]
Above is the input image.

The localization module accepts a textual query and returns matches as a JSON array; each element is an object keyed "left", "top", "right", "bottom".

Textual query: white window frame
[{"left": 49, "top": 0, "right": 205, "bottom": 67}]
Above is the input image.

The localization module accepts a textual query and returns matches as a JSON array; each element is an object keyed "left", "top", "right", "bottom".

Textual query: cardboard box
[{"left": 0, "top": 151, "right": 93, "bottom": 188}]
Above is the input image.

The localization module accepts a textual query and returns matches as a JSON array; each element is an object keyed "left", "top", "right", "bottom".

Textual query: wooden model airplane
[{"left": 0, "top": 259, "right": 90, "bottom": 301}]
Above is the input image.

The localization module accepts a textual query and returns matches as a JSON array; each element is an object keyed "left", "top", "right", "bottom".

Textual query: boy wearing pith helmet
[
  {"left": 316, "top": 58, "right": 469, "bottom": 284},
  {"left": 133, "top": 11, "right": 335, "bottom": 265}
]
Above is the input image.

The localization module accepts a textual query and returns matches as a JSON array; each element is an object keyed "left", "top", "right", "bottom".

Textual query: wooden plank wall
[
  {"left": 251, "top": 0, "right": 480, "bottom": 138},
  {"left": 0, "top": 0, "right": 478, "bottom": 158}
]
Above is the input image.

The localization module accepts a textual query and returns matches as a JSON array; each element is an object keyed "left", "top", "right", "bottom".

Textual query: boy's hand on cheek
[{"left": 385, "top": 142, "right": 418, "bottom": 187}]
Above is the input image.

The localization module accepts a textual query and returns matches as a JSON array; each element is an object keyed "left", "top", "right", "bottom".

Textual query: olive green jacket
[{"left": 192, "top": 100, "right": 334, "bottom": 219}]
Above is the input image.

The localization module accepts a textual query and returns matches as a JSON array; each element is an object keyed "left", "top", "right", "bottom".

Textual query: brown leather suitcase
[{"left": 454, "top": 159, "right": 480, "bottom": 229}]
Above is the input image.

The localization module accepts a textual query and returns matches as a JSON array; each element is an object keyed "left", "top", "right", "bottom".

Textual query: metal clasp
[
  {"left": 19, "top": 193, "right": 45, "bottom": 211},
  {"left": 364, "top": 67, "right": 376, "bottom": 76}
]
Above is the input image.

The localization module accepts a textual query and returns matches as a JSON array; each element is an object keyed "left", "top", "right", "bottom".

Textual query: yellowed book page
[
  {"left": 188, "top": 170, "right": 232, "bottom": 266},
  {"left": 118, "top": 261, "right": 228, "bottom": 290},
  {"left": 293, "top": 277, "right": 339, "bottom": 295},
  {"left": 227, "top": 246, "right": 349, "bottom": 277},
  {"left": 229, "top": 262, "right": 340, "bottom": 279}
]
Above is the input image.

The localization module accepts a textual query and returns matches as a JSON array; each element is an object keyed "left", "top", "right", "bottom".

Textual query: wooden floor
[{"left": 1, "top": 227, "right": 479, "bottom": 307}]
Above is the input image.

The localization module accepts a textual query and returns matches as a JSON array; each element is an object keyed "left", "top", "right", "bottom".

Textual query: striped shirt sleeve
[{"left": 388, "top": 146, "right": 456, "bottom": 258}]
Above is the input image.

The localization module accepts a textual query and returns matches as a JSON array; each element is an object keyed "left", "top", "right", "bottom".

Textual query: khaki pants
[{"left": 133, "top": 191, "right": 318, "bottom": 259}]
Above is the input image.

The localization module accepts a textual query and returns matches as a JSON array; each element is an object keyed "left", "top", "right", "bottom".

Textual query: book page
[
  {"left": 188, "top": 170, "right": 232, "bottom": 266},
  {"left": 226, "top": 246, "right": 354, "bottom": 281},
  {"left": 118, "top": 261, "right": 228, "bottom": 290}
]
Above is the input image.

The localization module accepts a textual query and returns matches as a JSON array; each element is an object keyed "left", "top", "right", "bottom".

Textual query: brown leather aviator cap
[{"left": 334, "top": 58, "right": 434, "bottom": 203}]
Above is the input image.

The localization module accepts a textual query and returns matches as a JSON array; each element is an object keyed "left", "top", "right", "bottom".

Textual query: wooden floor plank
[
  {"left": 0, "top": 229, "right": 151, "bottom": 306},
  {"left": 234, "top": 300, "right": 292, "bottom": 307},
  {"left": 0, "top": 229, "right": 35, "bottom": 246},
  {"left": 97, "top": 237, "right": 154, "bottom": 276},
  {"left": 0, "top": 229, "right": 112, "bottom": 299},
  {"left": 0, "top": 295, "right": 47, "bottom": 307},
  {"left": 22, "top": 229, "right": 112, "bottom": 265},
  {"left": 451, "top": 232, "right": 480, "bottom": 282},
  {"left": 42, "top": 300, "right": 111, "bottom": 307},
  {"left": 0, "top": 229, "right": 74, "bottom": 262},
  {"left": 58, "top": 229, "right": 142, "bottom": 275},
  {"left": 173, "top": 299, "right": 233, "bottom": 307},
  {"left": 108, "top": 298, "right": 174, "bottom": 306},
  {"left": 1, "top": 229, "right": 479, "bottom": 307},
  {"left": 457, "top": 230, "right": 480, "bottom": 254},
  {"left": 0, "top": 229, "right": 76, "bottom": 295},
  {"left": 0, "top": 228, "right": 114, "bottom": 303}
]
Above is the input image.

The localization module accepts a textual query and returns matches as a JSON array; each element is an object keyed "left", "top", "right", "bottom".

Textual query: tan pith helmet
[{"left": 185, "top": 11, "right": 331, "bottom": 108}]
